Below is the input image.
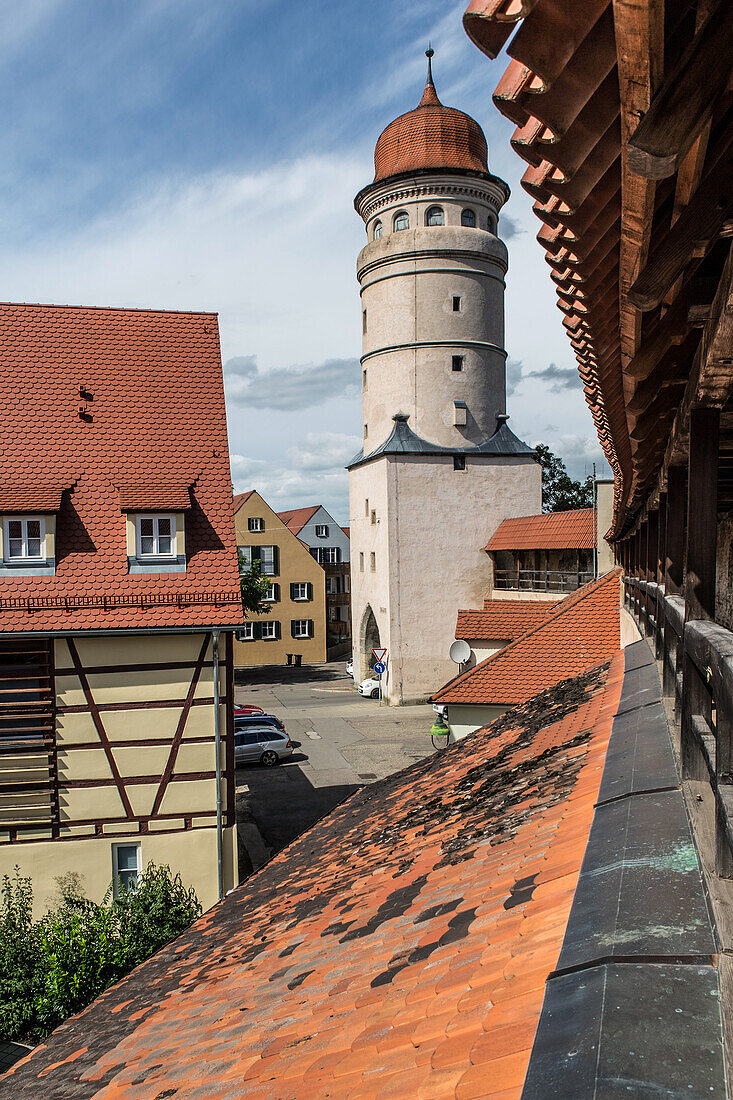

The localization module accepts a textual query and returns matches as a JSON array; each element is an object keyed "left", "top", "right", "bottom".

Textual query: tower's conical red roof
[{"left": 373, "top": 53, "right": 489, "bottom": 183}]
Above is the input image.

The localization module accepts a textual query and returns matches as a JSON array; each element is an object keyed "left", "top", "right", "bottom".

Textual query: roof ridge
[{"left": 0, "top": 301, "right": 219, "bottom": 317}]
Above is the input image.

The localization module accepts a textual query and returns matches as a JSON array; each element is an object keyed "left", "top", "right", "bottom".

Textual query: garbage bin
[
  {"left": 293, "top": 653, "right": 302, "bottom": 668},
  {"left": 286, "top": 653, "right": 293, "bottom": 666}
]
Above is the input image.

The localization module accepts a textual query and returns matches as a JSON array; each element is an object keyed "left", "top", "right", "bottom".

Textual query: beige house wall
[
  {"left": 0, "top": 630, "right": 235, "bottom": 915},
  {"left": 232, "top": 490, "right": 327, "bottom": 666},
  {"left": 445, "top": 703, "right": 507, "bottom": 742},
  {"left": 350, "top": 454, "right": 541, "bottom": 704}
]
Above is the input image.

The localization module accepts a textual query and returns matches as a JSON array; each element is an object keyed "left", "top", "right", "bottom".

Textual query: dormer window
[
  {"left": 137, "top": 514, "right": 176, "bottom": 558},
  {"left": 4, "top": 517, "right": 44, "bottom": 560}
]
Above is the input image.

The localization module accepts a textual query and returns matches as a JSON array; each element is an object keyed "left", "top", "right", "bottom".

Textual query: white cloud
[{"left": 224, "top": 355, "right": 359, "bottom": 411}]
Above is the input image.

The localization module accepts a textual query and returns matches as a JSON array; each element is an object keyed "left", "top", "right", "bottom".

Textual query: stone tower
[{"left": 349, "top": 52, "right": 541, "bottom": 704}]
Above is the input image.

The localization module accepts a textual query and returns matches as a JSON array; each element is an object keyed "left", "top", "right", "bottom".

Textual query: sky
[{"left": 2, "top": 0, "right": 611, "bottom": 523}]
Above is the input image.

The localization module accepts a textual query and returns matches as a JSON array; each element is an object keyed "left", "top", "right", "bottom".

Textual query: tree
[
  {"left": 238, "top": 552, "right": 273, "bottom": 616},
  {"left": 535, "top": 443, "right": 594, "bottom": 512}
]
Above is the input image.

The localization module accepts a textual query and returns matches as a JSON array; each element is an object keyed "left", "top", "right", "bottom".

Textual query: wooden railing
[
  {"left": 624, "top": 574, "right": 733, "bottom": 876},
  {"left": 494, "top": 568, "right": 594, "bottom": 593}
]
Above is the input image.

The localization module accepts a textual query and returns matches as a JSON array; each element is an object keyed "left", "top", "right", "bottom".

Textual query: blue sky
[{"left": 1, "top": 0, "right": 609, "bottom": 522}]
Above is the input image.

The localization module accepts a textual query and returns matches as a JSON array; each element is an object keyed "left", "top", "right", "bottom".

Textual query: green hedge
[{"left": 0, "top": 863, "right": 201, "bottom": 1042}]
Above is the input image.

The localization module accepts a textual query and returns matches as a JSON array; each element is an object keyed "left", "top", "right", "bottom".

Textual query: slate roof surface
[
  {"left": 435, "top": 570, "right": 621, "bottom": 706},
  {"left": 373, "top": 70, "right": 489, "bottom": 184},
  {"left": 0, "top": 303, "right": 242, "bottom": 632},
  {"left": 7, "top": 655, "right": 625, "bottom": 1100},
  {"left": 485, "top": 509, "right": 596, "bottom": 552},
  {"left": 347, "top": 414, "right": 535, "bottom": 470},
  {"left": 455, "top": 600, "right": 551, "bottom": 642},
  {"left": 276, "top": 505, "right": 321, "bottom": 536}
]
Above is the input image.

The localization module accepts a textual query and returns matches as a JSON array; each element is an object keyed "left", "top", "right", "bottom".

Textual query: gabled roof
[
  {"left": 0, "top": 303, "right": 242, "bottom": 632},
  {"left": 456, "top": 599, "right": 551, "bottom": 642},
  {"left": 347, "top": 413, "right": 536, "bottom": 470},
  {"left": 434, "top": 569, "right": 621, "bottom": 705},
  {"left": 232, "top": 490, "right": 255, "bottom": 513},
  {"left": 7, "top": 656, "right": 625, "bottom": 1099},
  {"left": 486, "top": 508, "right": 596, "bottom": 551},
  {"left": 342, "top": 525, "right": 350, "bottom": 539},
  {"left": 276, "top": 505, "right": 321, "bottom": 535}
]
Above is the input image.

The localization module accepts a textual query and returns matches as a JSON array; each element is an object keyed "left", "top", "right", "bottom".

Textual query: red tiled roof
[
  {"left": 0, "top": 303, "right": 242, "bottom": 632},
  {"left": 456, "top": 599, "right": 551, "bottom": 642},
  {"left": 486, "top": 509, "right": 596, "bottom": 551},
  {"left": 276, "top": 505, "right": 320, "bottom": 535},
  {"left": 0, "top": 485, "right": 67, "bottom": 512},
  {"left": 8, "top": 654, "right": 624, "bottom": 1099},
  {"left": 232, "top": 490, "right": 254, "bottom": 513},
  {"left": 342, "top": 525, "right": 350, "bottom": 539},
  {"left": 117, "top": 484, "right": 192, "bottom": 512},
  {"left": 434, "top": 569, "right": 621, "bottom": 705},
  {"left": 373, "top": 73, "right": 489, "bottom": 183}
]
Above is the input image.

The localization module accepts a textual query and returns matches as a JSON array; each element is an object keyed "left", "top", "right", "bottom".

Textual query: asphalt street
[{"left": 233, "top": 662, "right": 436, "bottom": 876}]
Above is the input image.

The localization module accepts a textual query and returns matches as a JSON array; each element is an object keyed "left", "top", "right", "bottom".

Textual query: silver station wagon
[{"left": 234, "top": 725, "right": 293, "bottom": 767}]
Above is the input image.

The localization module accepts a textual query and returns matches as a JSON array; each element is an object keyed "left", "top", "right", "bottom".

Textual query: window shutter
[
  {"left": 291, "top": 620, "right": 297, "bottom": 638},
  {"left": 306, "top": 582, "right": 313, "bottom": 600},
  {"left": 275, "top": 620, "right": 281, "bottom": 640},
  {"left": 252, "top": 546, "right": 261, "bottom": 568},
  {"left": 307, "top": 619, "right": 314, "bottom": 638},
  {"left": 290, "top": 582, "right": 296, "bottom": 600},
  {"left": 272, "top": 546, "right": 279, "bottom": 575},
  {"left": 253, "top": 621, "right": 262, "bottom": 640},
  {"left": 273, "top": 583, "right": 280, "bottom": 601}
]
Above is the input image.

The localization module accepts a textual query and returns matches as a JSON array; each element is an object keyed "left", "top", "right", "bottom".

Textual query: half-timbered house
[{"left": 0, "top": 303, "right": 243, "bottom": 913}]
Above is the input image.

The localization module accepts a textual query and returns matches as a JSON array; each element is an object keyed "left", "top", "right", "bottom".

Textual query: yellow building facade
[{"left": 233, "top": 491, "right": 327, "bottom": 666}]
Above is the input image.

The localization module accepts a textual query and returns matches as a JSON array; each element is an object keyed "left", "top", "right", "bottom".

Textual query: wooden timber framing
[{"left": 151, "top": 633, "right": 211, "bottom": 816}]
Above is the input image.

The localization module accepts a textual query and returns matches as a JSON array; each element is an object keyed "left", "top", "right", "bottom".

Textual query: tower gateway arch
[{"left": 348, "top": 51, "right": 541, "bottom": 704}]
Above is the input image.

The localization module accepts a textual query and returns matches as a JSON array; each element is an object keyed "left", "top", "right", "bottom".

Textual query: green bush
[{"left": 0, "top": 862, "right": 201, "bottom": 1042}]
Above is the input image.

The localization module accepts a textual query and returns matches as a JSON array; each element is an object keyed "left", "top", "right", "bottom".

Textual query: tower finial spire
[{"left": 425, "top": 44, "right": 434, "bottom": 87}]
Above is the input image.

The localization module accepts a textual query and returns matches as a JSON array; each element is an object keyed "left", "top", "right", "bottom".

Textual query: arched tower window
[
  {"left": 461, "top": 208, "right": 476, "bottom": 228},
  {"left": 426, "top": 206, "right": 444, "bottom": 226},
  {"left": 393, "top": 211, "right": 409, "bottom": 231},
  {"left": 373, "top": 220, "right": 383, "bottom": 239},
  {"left": 487, "top": 214, "right": 497, "bottom": 234}
]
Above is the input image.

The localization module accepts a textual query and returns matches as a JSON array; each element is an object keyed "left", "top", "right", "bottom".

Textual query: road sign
[
  {"left": 372, "top": 647, "right": 387, "bottom": 663},
  {"left": 373, "top": 661, "right": 385, "bottom": 675}
]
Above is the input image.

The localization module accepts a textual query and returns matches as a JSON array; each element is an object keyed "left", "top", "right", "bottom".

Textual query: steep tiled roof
[
  {"left": 232, "top": 490, "right": 254, "bottom": 513},
  {"left": 276, "top": 505, "right": 320, "bottom": 535},
  {"left": 434, "top": 569, "right": 621, "bottom": 705},
  {"left": 456, "top": 599, "right": 551, "bottom": 642},
  {"left": 342, "top": 525, "right": 350, "bottom": 538},
  {"left": 373, "top": 69, "right": 490, "bottom": 184},
  {"left": 8, "top": 656, "right": 624, "bottom": 1099},
  {"left": 0, "top": 303, "right": 242, "bottom": 632},
  {"left": 486, "top": 508, "right": 596, "bottom": 551}
]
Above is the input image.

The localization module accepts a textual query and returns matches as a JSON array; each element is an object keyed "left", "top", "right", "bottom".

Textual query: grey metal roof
[{"left": 346, "top": 413, "right": 536, "bottom": 470}]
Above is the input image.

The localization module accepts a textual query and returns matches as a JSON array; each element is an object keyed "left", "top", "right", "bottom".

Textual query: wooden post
[
  {"left": 647, "top": 510, "right": 659, "bottom": 639},
  {"left": 681, "top": 406, "right": 719, "bottom": 783},
  {"left": 656, "top": 494, "right": 667, "bottom": 659},
  {"left": 664, "top": 466, "right": 686, "bottom": 699}
]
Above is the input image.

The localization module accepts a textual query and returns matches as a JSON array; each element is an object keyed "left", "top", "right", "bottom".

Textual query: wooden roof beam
[
  {"left": 612, "top": 0, "right": 664, "bottom": 366},
  {"left": 697, "top": 241, "right": 733, "bottom": 404},
  {"left": 628, "top": 0, "right": 733, "bottom": 179}
]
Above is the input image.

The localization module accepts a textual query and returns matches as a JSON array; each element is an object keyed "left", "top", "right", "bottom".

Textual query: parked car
[
  {"left": 234, "top": 713, "right": 285, "bottom": 734},
  {"left": 358, "top": 677, "right": 381, "bottom": 699},
  {"left": 235, "top": 704, "right": 265, "bottom": 717},
  {"left": 234, "top": 726, "right": 293, "bottom": 766}
]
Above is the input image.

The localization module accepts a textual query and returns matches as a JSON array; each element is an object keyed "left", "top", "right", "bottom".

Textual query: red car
[{"left": 234, "top": 704, "right": 265, "bottom": 717}]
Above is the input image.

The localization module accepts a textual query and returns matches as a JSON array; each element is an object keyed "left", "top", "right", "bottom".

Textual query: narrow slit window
[
  {"left": 359, "top": 552, "right": 364, "bottom": 572},
  {"left": 363, "top": 309, "right": 367, "bottom": 334},
  {"left": 452, "top": 355, "right": 464, "bottom": 372},
  {"left": 452, "top": 296, "right": 461, "bottom": 312},
  {"left": 370, "top": 552, "right": 376, "bottom": 572}
]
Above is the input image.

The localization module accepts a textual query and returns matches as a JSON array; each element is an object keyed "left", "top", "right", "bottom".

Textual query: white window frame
[
  {"left": 112, "top": 842, "right": 141, "bottom": 898},
  {"left": 263, "top": 583, "right": 277, "bottom": 602},
  {"left": 136, "top": 514, "right": 176, "bottom": 559},
  {"left": 292, "top": 582, "right": 309, "bottom": 601},
  {"left": 394, "top": 211, "right": 409, "bottom": 231},
  {"left": 259, "top": 545, "right": 277, "bottom": 576},
  {"left": 237, "top": 623, "right": 255, "bottom": 641},
  {"left": 315, "top": 524, "right": 329, "bottom": 538},
  {"left": 238, "top": 546, "right": 253, "bottom": 573},
  {"left": 248, "top": 517, "right": 264, "bottom": 532},
  {"left": 261, "top": 620, "right": 277, "bottom": 640},
  {"left": 292, "top": 619, "right": 310, "bottom": 639},
  {"left": 3, "top": 516, "right": 46, "bottom": 562}
]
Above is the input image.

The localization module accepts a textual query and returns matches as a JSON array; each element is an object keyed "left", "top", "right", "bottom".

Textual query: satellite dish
[{"left": 449, "top": 639, "right": 471, "bottom": 664}]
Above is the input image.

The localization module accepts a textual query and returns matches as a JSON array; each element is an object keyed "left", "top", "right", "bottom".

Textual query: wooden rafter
[
  {"left": 612, "top": 0, "right": 664, "bottom": 368},
  {"left": 628, "top": 0, "right": 733, "bottom": 179}
]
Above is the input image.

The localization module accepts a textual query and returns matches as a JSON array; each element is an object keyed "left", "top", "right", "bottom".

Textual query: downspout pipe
[{"left": 212, "top": 628, "right": 223, "bottom": 901}]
